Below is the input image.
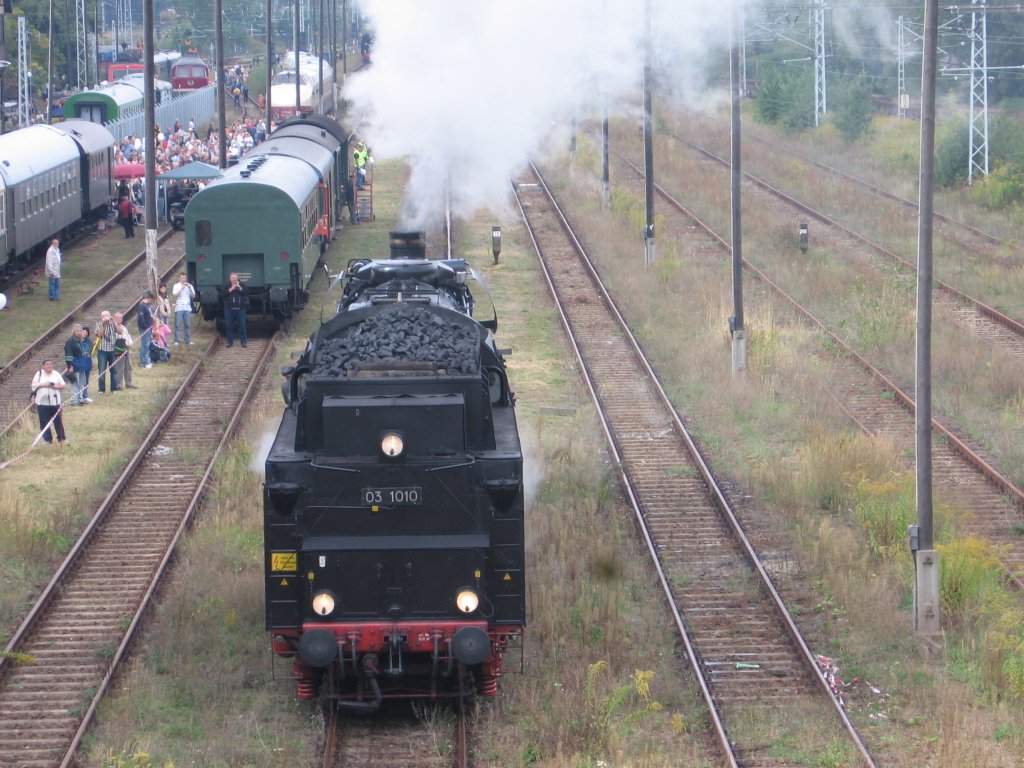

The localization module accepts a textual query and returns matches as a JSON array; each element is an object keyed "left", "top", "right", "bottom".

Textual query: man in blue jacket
[{"left": 137, "top": 291, "right": 155, "bottom": 368}]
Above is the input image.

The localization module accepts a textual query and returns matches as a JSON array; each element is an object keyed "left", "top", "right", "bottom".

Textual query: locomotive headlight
[
  {"left": 380, "top": 432, "right": 404, "bottom": 458},
  {"left": 311, "top": 590, "right": 336, "bottom": 616},
  {"left": 455, "top": 589, "right": 480, "bottom": 614}
]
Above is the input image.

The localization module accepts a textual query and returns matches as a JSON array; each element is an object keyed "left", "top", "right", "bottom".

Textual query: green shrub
[
  {"left": 934, "top": 119, "right": 969, "bottom": 187},
  {"left": 101, "top": 746, "right": 173, "bottom": 768},
  {"left": 754, "top": 70, "right": 787, "bottom": 124},
  {"left": 753, "top": 65, "right": 814, "bottom": 132},
  {"left": 853, "top": 475, "right": 915, "bottom": 557},
  {"left": 937, "top": 537, "right": 1004, "bottom": 620},
  {"left": 968, "top": 164, "right": 1024, "bottom": 210},
  {"left": 977, "top": 605, "right": 1024, "bottom": 701},
  {"left": 831, "top": 80, "right": 875, "bottom": 143}
]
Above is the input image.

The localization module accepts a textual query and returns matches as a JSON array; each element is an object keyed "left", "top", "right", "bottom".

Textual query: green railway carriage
[
  {"left": 274, "top": 112, "right": 350, "bottom": 207},
  {"left": 62, "top": 75, "right": 172, "bottom": 123},
  {"left": 259, "top": 115, "right": 350, "bottom": 221},
  {"left": 185, "top": 116, "right": 348, "bottom": 324},
  {"left": 186, "top": 155, "right": 323, "bottom": 320}
]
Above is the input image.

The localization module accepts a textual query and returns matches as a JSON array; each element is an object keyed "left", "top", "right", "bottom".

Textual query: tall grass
[
  {"left": 853, "top": 476, "right": 916, "bottom": 558},
  {"left": 549, "top": 116, "right": 1024, "bottom": 762},
  {"left": 83, "top": 403, "right": 320, "bottom": 766},
  {"left": 491, "top": 416, "right": 709, "bottom": 766}
]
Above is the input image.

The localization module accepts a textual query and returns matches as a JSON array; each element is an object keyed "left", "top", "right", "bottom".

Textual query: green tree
[
  {"left": 753, "top": 65, "right": 814, "bottom": 133},
  {"left": 934, "top": 119, "right": 969, "bottom": 187},
  {"left": 781, "top": 68, "right": 814, "bottom": 133},
  {"left": 754, "top": 68, "right": 786, "bottom": 124},
  {"left": 831, "top": 79, "right": 875, "bottom": 143}
]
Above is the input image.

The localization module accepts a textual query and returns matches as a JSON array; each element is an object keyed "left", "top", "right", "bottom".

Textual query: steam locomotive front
[{"left": 265, "top": 257, "right": 524, "bottom": 705}]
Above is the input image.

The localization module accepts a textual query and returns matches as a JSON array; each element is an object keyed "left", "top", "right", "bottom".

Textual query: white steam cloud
[
  {"left": 344, "top": 0, "right": 737, "bottom": 230},
  {"left": 342, "top": 1, "right": 900, "bottom": 230}
]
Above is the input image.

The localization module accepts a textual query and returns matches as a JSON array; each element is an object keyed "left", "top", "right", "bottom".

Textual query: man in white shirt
[
  {"left": 45, "top": 239, "right": 62, "bottom": 301},
  {"left": 171, "top": 271, "right": 196, "bottom": 345}
]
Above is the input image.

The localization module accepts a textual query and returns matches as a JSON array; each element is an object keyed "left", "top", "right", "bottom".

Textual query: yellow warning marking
[
  {"left": 371, "top": 505, "right": 380, "bottom": 512},
  {"left": 503, "top": 572, "right": 512, "bottom": 581},
  {"left": 279, "top": 578, "right": 289, "bottom": 586},
  {"left": 271, "top": 552, "right": 297, "bottom": 572},
  {"left": 474, "top": 569, "right": 481, "bottom": 579}
]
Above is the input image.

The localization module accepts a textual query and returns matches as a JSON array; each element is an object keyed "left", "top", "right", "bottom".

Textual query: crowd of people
[
  {"left": 108, "top": 116, "right": 272, "bottom": 232},
  {"left": 27, "top": 269, "right": 257, "bottom": 448},
  {"left": 30, "top": 273, "right": 199, "bottom": 447},
  {"left": 28, "top": 106, "right": 372, "bottom": 447},
  {"left": 225, "top": 64, "right": 253, "bottom": 109},
  {"left": 112, "top": 116, "right": 270, "bottom": 181}
]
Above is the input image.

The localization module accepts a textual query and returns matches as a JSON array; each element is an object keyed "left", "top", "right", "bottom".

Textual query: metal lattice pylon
[
  {"left": 968, "top": 0, "right": 988, "bottom": 183},
  {"left": 813, "top": 0, "right": 826, "bottom": 125},
  {"left": 745, "top": 6, "right": 829, "bottom": 123},
  {"left": 17, "top": 15, "right": 29, "bottom": 127},
  {"left": 117, "top": 0, "right": 132, "bottom": 50},
  {"left": 896, "top": 14, "right": 956, "bottom": 119},
  {"left": 897, "top": 16, "right": 907, "bottom": 117},
  {"left": 739, "top": 9, "right": 747, "bottom": 97},
  {"left": 76, "top": 0, "right": 87, "bottom": 89}
]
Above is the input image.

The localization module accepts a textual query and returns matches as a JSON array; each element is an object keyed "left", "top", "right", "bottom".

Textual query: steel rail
[
  {"left": 0, "top": 333, "right": 278, "bottom": 766},
  {"left": 723, "top": 131, "right": 1024, "bottom": 255},
  {"left": 684, "top": 141, "right": 1024, "bottom": 338},
  {"left": 619, "top": 150, "right": 1024, "bottom": 510},
  {"left": 613, "top": 151, "right": 1024, "bottom": 591},
  {"left": 514, "top": 164, "right": 878, "bottom": 768},
  {"left": 62, "top": 334, "right": 279, "bottom": 766}
]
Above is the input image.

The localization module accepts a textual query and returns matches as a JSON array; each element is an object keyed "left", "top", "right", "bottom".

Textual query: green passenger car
[
  {"left": 62, "top": 75, "right": 172, "bottom": 123},
  {"left": 186, "top": 153, "right": 329, "bottom": 321}
]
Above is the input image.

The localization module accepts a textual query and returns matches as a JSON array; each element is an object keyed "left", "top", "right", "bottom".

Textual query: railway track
[
  {"left": 513, "top": 165, "right": 876, "bottom": 768},
  {"left": 322, "top": 698, "right": 468, "bottom": 768},
  {"left": 318, "top": 210, "right": 469, "bottom": 768},
  {"left": 710, "top": 128, "right": 1024, "bottom": 261},
  {"left": 0, "top": 231, "right": 185, "bottom": 440},
  {"left": 0, "top": 215, "right": 121, "bottom": 293},
  {"left": 675, "top": 138, "right": 1024, "bottom": 342},
  {"left": 606, "top": 151, "right": 1024, "bottom": 586},
  {"left": 0, "top": 333, "right": 277, "bottom": 768}
]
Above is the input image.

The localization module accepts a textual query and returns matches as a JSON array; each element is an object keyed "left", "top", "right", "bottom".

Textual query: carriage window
[{"left": 195, "top": 220, "right": 212, "bottom": 246}]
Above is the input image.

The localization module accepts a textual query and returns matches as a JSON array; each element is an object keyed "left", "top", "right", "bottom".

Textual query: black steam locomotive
[{"left": 264, "top": 232, "right": 525, "bottom": 708}]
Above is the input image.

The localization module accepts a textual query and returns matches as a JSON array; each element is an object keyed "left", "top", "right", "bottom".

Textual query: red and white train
[{"left": 267, "top": 51, "right": 334, "bottom": 123}]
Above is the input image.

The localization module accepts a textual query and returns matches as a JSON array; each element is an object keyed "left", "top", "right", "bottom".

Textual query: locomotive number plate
[{"left": 361, "top": 486, "right": 422, "bottom": 506}]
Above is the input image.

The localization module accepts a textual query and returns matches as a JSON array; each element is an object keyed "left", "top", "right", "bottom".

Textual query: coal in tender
[{"left": 313, "top": 303, "right": 480, "bottom": 376}]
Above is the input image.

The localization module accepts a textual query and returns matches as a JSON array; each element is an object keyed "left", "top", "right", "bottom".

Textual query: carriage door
[{"left": 76, "top": 103, "right": 105, "bottom": 124}]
